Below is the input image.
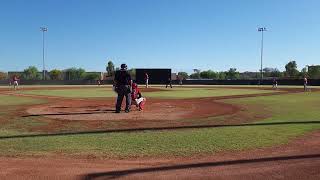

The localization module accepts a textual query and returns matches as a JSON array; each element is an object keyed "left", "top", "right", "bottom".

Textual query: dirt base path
[{"left": 1, "top": 130, "right": 319, "bottom": 180}]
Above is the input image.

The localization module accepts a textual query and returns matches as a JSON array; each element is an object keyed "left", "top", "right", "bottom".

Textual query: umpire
[{"left": 114, "top": 64, "right": 132, "bottom": 113}]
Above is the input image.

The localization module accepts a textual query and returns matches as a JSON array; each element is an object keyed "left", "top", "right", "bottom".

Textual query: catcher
[{"left": 131, "top": 83, "right": 146, "bottom": 111}]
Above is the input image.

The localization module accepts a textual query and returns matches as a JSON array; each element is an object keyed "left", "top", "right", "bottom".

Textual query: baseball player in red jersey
[
  {"left": 131, "top": 83, "right": 146, "bottom": 111},
  {"left": 12, "top": 75, "right": 19, "bottom": 90}
]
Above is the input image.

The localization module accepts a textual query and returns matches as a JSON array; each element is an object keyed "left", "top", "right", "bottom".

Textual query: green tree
[
  {"left": 209, "top": 70, "right": 218, "bottom": 79},
  {"left": 200, "top": 70, "right": 218, "bottom": 79},
  {"left": 106, "top": 60, "right": 115, "bottom": 77},
  {"left": 285, "top": 61, "right": 299, "bottom": 78},
  {"left": 189, "top": 73, "right": 199, "bottom": 79},
  {"left": 23, "top": 66, "right": 40, "bottom": 80},
  {"left": 263, "top": 67, "right": 279, "bottom": 78},
  {"left": 263, "top": 68, "right": 282, "bottom": 78},
  {"left": 177, "top": 72, "right": 189, "bottom": 80},
  {"left": 240, "top": 71, "right": 259, "bottom": 79},
  {"left": 0, "top": 72, "right": 8, "bottom": 80},
  {"left": 84, "top": 73, "right": 100, "bottom": 80},
  {"left": 308, "top": 65, "right": 320, "bottom": 79},
  {"left": 270, "top": 70, "right": 282, "bottom": 78},
  {"left": 49, "top": 69, "right": 62, "bottom": 80},
  {"left": 200, "top": 71, "right": 209, "bottom": 79},
  {"left": 190, "top": 69, "right": 201, "bottom": 79},
  {"left": 299, "top": 67, "right": 308, "bottom": 78},
  {"left": 226, "top": 68, "right": 240, "bottom": 80},
  {"left": 65, "top": 68, "right": 86, "bottom": 80},
  {"left": 218, "top": 72, "right": 227, "bottom": 80}
]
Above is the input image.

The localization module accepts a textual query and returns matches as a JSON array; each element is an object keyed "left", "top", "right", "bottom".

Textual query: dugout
[{"left": 135, "top": 68, "right": 171, "bottom": 84}]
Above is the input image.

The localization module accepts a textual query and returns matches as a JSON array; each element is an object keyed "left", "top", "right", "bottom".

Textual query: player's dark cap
[{"left": 120, "top": 64, "right": 127, "bottom": 70}]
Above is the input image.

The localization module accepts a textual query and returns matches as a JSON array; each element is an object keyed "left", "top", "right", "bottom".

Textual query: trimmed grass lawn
[
  {"left": 0, "top": 95, "right": 48, "bottom": 136},
  {"left": 1, "top": 124, "right": 317, "bottom": 157},
  {"left": 144, "top": 88, "right": 273, "bottom": 98},
  {"left": 19, "top": 87, "right": 273, "bottom": 99},
  {"left": 0, "top": 89, "right": 319, "bottom": 158},
  {"left": 222, "top": 91, "right": 320, "bottom": 122},
  {"left": 0, "top": 95, "right": 46, "bottom": 106},
  {"left": 18, "top": 88, "right": 117, "bottom": 98}
]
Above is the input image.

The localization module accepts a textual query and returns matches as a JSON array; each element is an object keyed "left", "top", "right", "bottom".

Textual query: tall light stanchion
[
  {"left": 40, "top": 27, "right": 48, "bottom": 80},
  {"left": 258, "top": 27, "right": 267, "bottom": 85}
]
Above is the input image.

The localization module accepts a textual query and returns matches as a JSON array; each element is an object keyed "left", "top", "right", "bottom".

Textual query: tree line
[
  {"left": 178, "top": 61, "right": 320, "bottom": 80},
  {"left": 0, "top": 60, "right": 133, "bottom": 81},
  {"left": 0, "top": 60, "right": 319, "bottom": 80},
  {"left": 0, "top": 66, "right": 101, "bottom": 81}
]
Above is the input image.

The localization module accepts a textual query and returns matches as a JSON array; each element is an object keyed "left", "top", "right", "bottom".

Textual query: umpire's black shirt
[{"left": 114, "top": 70, "right": 132, "bottom": 86}]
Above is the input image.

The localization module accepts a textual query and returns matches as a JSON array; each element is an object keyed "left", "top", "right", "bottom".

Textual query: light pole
[
  {"left": 40, "top": 27, "right": 48, "bottom": 80},
  {"left": 258, "top": 27, "right": 267, "bottom": 84}
]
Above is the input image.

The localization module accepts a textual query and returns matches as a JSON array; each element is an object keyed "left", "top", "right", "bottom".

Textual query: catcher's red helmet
[{"left": 132, "top": 83, "right": 138, "bottom": 89}]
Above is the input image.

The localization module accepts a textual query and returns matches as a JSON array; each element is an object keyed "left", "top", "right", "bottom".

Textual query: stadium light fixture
[
  {"left": 40, "top": 27, "right": 48, "bottom": 80},
  {"left": 258, "top": 27, "right": 267, "bottom": 84}
]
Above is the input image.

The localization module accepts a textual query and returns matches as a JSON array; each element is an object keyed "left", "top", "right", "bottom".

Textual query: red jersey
[
  {"left": 131, "top": 84, "right": 142, "bottom": 100},
  {"left": 13, "top": 76, "right": 18, "bottom": 81}
]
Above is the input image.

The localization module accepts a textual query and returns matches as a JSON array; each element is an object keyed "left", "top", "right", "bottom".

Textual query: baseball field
[{"left": 0, "top": 85, "right": 320, "bottom": 179}]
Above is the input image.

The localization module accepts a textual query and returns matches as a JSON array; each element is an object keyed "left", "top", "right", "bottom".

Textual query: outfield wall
[
  {"left": 1, "top": 79, "right": 320, "bottom": 86},
  {"left": 0, "top": 80, "right": 113, "bottom": 85},
  {"left": 178, "top": 79, "right": 320, "bottom": 86},
  {"left": 136, "top": 69, "right": 171, "bottom": 84}
]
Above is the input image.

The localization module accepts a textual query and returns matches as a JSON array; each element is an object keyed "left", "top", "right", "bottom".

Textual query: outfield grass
[
  {"left": 223, "top": 92, "right": 320, "bottom": 122},
  {"left": 19, "top": 87, "right": 274, "bottom": 99},
  {"left": 0, "top": 95, "right": 46, "bottom": 106},
  {"left": 144, "top": 88, "right": 273, "bottom": 98},
  {"left": 18, "top": 88, "right": 117, "bottom": 98}
]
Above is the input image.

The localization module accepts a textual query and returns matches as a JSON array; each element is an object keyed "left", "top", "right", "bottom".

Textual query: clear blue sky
[{"left": 0, "top": 0, "right": 319, "bottom": 73}]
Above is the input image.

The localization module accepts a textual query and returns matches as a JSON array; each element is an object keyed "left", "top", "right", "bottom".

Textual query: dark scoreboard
[{"left": 135, "top": 69, "right": 171, "bottom": 84}]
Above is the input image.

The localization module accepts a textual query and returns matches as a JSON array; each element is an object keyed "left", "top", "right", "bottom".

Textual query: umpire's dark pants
[{"left": 116, "top": 85, "right": 131, "bottom": 112}]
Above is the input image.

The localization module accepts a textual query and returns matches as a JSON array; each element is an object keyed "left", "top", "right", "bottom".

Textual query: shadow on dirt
[
  {"left": 21, "top": 109, "right": 116, "bottom": 117},
  {"left": 0, "top": 121, "right": 319, "bottom": 140},
  {"left": 81, "top": 153, "right": 320, "bottom": 180}
]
